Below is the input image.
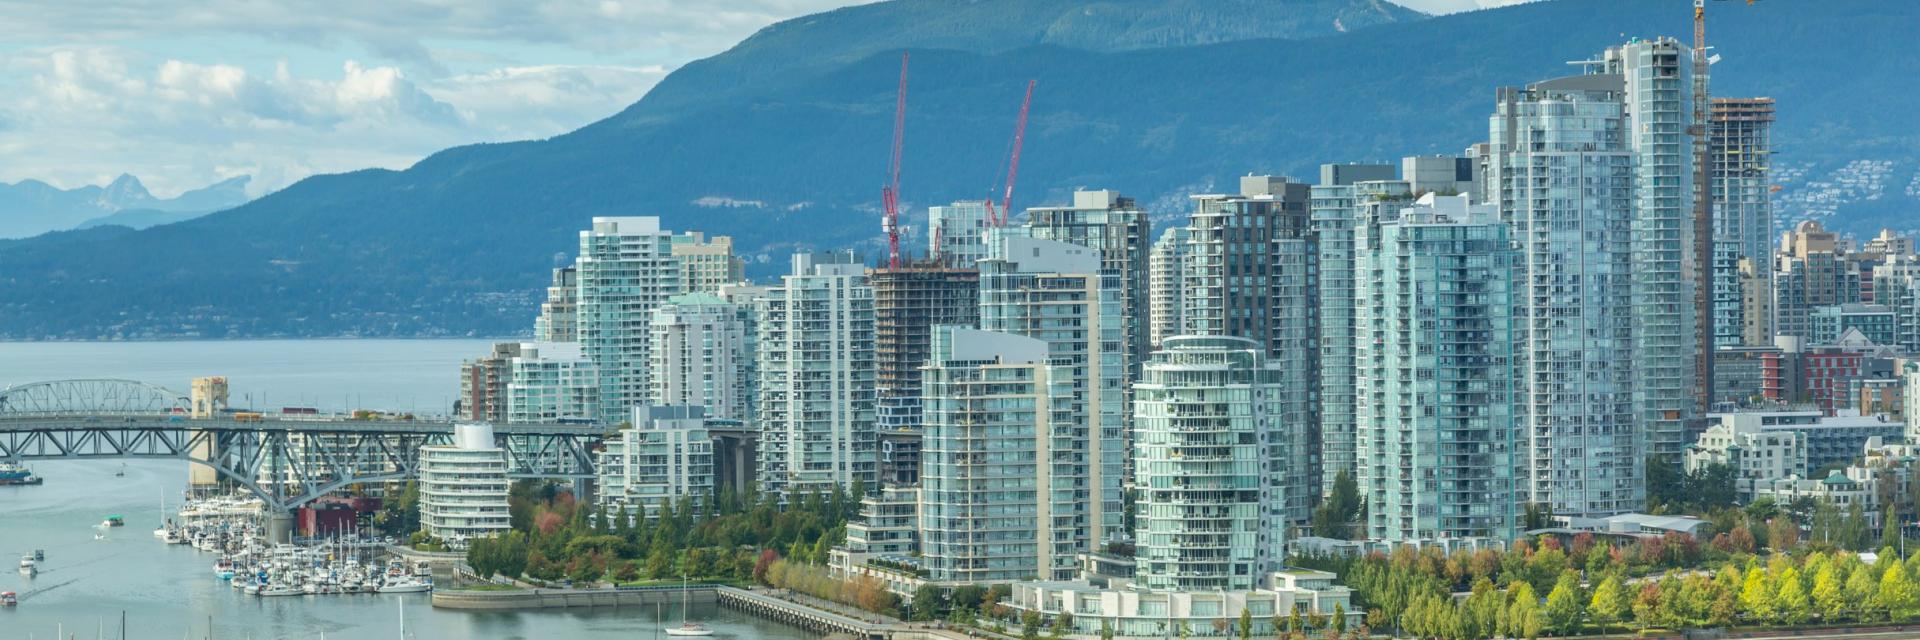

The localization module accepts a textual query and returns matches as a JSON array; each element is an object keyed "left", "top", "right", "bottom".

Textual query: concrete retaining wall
[{"left": 431, "top": 585, "right": 717, "bottom": 611}]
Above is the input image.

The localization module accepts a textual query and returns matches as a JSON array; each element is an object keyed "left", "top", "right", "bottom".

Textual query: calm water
[
  {"left": 0, "top": 340, "right": 822, "bottom": 640},
  {"left": 0, "top": 339, "right": 499, "bottom": 415}
]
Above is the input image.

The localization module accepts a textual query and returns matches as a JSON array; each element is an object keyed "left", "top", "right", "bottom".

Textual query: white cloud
[
  {"left": 0, "top": 1, "right": 871, "bottom": 76},
  {"left": 427, "top": 64, "right": 664, "bottom": 137},
  {"left": 0, "top": 1, "right": 871, "bottom": 198},
  {"left": 0, "top": 46, "right": 666, "bottom": 197}
]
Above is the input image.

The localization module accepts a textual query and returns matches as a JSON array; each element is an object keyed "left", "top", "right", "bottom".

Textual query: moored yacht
[{"left": 375, "top": 576, "right": 432, "bottom": 593}]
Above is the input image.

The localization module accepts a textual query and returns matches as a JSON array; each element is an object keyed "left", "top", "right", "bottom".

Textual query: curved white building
[{"left": 419, "top": 423, "right": 511, "bottom": 546}]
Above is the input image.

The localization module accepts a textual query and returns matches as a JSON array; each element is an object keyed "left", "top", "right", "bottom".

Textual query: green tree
[
  {"left": 1590, "top": 574, "right": 1630, "bottom": 632},
  {"left": 377, "top": 480, "right": 422, "bottom": 536},
  {"left": 1238, "top": 608, "right": 1252, "bottom": 640},
  {"left": 1886, "top": 507, "right": 1904, "bottom": 549},
  {"left": 911, "top": 585, "right": 944, "bottom": 621},
  {"left": 1882, "top": 560, "right": 1918, "bottom": 621},
  {"left": 1813, "top": 563, "right": 1845, "bottom": 621},
  {"left": 1522, "top": 502, "right": 1555, "bottom": 531},
  {"left": 1021, "top": 610, "right": 1042, "bottom": 640},
  {"left": 1746, "top": 496, "right": 1781, "bottom": 523},
  {"left": 1508, "top": 586, "right": 1543, "bottom": 640},
  {"left": 644, "top": 535, "right": 675, "bottom": 579},
  {"left": 950, "top": 585, "right": 986, "bottom": 614},
  {"left": 1740, "top": 565, "right": 1776, "bottom": 623},
  {"left": 1099, "top": 618, "right": 1114, "bottom": 640},
  {"left": 1544, "top": 571, "right": 1585, "bottom": 636},
  {"left": 1848, "top": 563, "right": 1884, "bottom": 621},
  {"left": 1777, "top": 567, "right": 1811, "bottom": 625},
  {"left": 1526, "top": 548, "right": 1569, "bottom": 594},
  {"left": 1312, "top": 471, "right": 1362, "bottom": 539}
]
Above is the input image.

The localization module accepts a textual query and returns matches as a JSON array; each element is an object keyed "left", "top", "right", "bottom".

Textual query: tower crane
[
  {"left": 881, "top": 53, "right": 909, "bottom": 269},
  {"left": 986, "top": 80, "right": 1036, "bottom": 228}
]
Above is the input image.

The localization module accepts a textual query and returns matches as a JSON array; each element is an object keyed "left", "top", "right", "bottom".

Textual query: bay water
[{"left": 0, "top": 339, "right": 820, "bottom": 640}]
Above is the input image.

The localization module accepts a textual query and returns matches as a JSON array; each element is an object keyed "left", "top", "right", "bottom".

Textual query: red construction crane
[
  {"left": 882, "top": 53, "right": 909, "bottom": 269},
  {"left": 988, "top": 80, "right": 1036, "bottom": 228}
]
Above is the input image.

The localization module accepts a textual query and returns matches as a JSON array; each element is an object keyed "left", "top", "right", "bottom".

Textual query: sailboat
[{"left": 663, "top": 576, "right": 713, "bottom": 636}]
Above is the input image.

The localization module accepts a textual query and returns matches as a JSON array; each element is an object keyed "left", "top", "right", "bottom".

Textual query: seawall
[{"left": 431, "top": 585, "right": 717, "bottom": 610}]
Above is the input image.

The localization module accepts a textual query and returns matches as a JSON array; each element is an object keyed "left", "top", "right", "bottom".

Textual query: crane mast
[{"left": 1691, "top": 0, "right": 1715, "bottom": 410}]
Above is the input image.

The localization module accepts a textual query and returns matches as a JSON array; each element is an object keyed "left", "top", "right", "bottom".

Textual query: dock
[{"left": 715, "top": 586, "right": 891, "bottom": 639}]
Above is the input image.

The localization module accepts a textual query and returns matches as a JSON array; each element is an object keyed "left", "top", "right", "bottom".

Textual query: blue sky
[{"left": 0, "top": 0, "right": 1526, "bottom": 198}]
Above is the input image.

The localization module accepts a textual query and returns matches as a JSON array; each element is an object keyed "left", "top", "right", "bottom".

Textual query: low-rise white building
[
  {"left": 1686, "top": 417, "right": 1807, "bottom": 500},
  {"left": 1005, "top": 570, "right": 1361, "bottom": 638},
  {"left": 1691, "top": 410, "right": 1903, "bottom": 480},
  {"left": 418, "top": 423, "right": 512, "bottom": 548},
  {"left": 844, "top": 485, "right": 918, "bottom": 556},
  {"left": 505, "top": 341, "right": 599, "bottom": 424},
  {"left": 1750, "top": 437, "right": 1918, "bottom": 528},
  {"left": 596, "top": 405, "right": 714, "bottom": 518}
]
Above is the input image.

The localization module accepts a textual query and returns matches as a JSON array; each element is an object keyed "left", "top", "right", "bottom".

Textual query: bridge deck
[{"left": 0, "top": 417, "right": 600, "bottom": 435}]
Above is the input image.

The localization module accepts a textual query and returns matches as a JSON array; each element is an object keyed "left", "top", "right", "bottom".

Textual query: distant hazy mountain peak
[
  {"left": 0, "top": 173, "right": 253, "bottom": 239},
  {"left": 99, "top": 174, "right": 156, "bottom": 209}
]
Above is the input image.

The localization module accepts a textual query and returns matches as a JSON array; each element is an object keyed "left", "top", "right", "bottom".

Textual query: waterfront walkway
[{"left": 717, "top": 586, "right": 895, "bottom": 638}]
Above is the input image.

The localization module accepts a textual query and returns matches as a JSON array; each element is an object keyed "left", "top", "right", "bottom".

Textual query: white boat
[
  {"left": 375, "top": 578, "right": 431, "bottom": 594},
  {"left": 665, "top": 624, "right": 715, "bottom": 637},
  {"left": 18, "top": 556, "right": 36, "bottom": 575},
  {"left": 663, "top": 577, "right": 713, "bottom": 636},
  {"left": 258, "top": 585, "right": 304, "bottom": 597}
]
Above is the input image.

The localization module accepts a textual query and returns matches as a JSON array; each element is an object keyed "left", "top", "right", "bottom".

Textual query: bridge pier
[{"left": 265, "top": 510, "right": 294, "bottom": 543}]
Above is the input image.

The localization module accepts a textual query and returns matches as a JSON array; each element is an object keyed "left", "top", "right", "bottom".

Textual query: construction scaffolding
[{"left": 868, "top": 260, "right": 981, "bottom": 430}]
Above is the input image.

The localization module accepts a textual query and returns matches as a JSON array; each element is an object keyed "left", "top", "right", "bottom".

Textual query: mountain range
[
  {"left": 0, "top": 0, "right": 1914, "bottom": 339},
  {"left": 0, "top": 175, "right": 252, "bottom": 239}
]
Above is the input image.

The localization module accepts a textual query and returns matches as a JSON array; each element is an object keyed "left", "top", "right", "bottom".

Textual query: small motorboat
[
  {"left": 31, "top": 550, "right": 42, "bottom": 562},
  {"left": 103, "top": 515, "right": 125, "bottom": 527},
  {"left": 0, "top": 591, "right": 16, "bottom": 606},
  {"left": 258, "top": 585, "right": 304, "bottom": 597},
  {"left": 17, "top": 556, "right": 36, "bottom": 576}
]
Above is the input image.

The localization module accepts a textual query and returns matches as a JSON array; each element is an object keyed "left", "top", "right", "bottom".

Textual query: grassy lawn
[
  {"left": 615, "top": 578, "right": 748, "bottom": 588},
  {"left": 455, "top": 584, "right": 524, "bottom": 592}
]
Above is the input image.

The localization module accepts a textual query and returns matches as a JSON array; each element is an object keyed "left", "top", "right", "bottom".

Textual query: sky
[{"left": 0, "top": 0, "right": 1530, "bottom": 198}]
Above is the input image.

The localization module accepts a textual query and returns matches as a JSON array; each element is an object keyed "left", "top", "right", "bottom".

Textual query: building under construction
[
  {"left": 869, "top": 260, "right": 981, "bottom": 431},
  {"left": 1710, "top": 97, "right": 1776, "bottom": 349}
]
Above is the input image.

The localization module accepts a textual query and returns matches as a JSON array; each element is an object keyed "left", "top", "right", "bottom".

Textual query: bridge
[{"left": 0, "top": 379, "right": 602, "bottom": 515}]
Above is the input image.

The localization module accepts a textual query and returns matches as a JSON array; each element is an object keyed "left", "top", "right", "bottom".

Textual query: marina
[
  {"left": 146, "top": 489, "right": 436, "bottom": 598},
  {"left": 0, "top": 338, "right": 826, "bottom": 639},
  {"left": 1, "top": 457, "right": 823, "bottom": 639}
]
